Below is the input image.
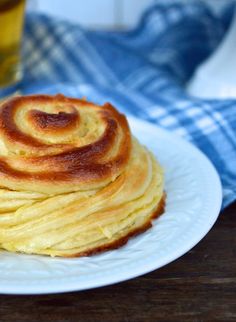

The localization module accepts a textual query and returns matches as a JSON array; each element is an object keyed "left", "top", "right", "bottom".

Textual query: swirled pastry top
[
  {"left": 0, "top": 94, "right": 165, "bottom": 257},
  {"left": 0, "top": 94, "right": 131, "bottom": 194}
]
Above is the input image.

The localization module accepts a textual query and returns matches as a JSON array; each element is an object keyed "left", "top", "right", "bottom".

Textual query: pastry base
[{"left": 65, "top": 193, "right": 166, "bottom": 258}]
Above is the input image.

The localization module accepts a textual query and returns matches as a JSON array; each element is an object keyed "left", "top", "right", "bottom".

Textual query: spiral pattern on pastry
[{"left": 0, "top": 94, "right": 165, "bottom": 257}]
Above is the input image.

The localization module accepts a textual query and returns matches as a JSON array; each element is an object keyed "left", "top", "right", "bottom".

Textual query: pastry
[{"left": 0, "top": 94, "right": 165, "bottom": 257}]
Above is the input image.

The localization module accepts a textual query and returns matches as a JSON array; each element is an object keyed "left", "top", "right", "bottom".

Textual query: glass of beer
[{"left": 0, "top": 0, "right": 26, "bottom": 95}]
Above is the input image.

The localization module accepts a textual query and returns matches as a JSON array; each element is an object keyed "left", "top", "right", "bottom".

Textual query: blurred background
[
  {"left": 27, "top": 0, "right": 235, "bottom": 99},
  {"left": 0, "top": 0, "right": 235, "bottom": 99},
  {"left": 32, "top": 0, "right": 230, "bottom": 29}
]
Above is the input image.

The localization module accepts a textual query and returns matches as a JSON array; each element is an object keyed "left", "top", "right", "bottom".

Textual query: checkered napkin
[{"left": 20, "top": 1, "right": 236, "bottom": 209}]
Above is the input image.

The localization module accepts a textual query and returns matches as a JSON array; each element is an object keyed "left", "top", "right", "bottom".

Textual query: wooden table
[{"left": 0, "top": 203, "right": 235, "bottom": 322}]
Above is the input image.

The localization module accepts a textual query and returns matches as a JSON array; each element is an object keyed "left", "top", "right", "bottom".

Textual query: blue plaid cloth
[{"left": 17, "top": 1, "right": 236, "bottom": 209}]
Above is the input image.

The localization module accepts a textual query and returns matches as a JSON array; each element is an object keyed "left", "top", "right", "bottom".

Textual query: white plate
[{"left": 0, "top": 116, "right": 222, "bottom": 294}]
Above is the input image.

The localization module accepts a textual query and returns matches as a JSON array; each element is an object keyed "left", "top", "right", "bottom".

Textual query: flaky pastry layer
[{"left": 0, "top": 95, "right": 165, "bottom": 257}]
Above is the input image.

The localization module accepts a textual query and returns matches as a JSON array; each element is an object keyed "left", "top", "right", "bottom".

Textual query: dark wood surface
[{"left": 0, "top": 203, "right": 235, "bottom": 322}]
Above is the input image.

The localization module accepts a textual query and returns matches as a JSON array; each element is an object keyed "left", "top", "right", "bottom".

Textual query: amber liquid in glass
[{"left": 0, "top": 0, "right": 25, "bottom": 88}]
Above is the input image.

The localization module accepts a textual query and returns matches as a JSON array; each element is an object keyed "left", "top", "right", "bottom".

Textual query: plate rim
[{"left": 0, "top": 116, "right": 222, "bottom": 294}]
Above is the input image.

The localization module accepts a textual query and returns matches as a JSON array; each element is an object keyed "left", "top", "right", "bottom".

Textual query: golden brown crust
[
  {"left": 28, "top": 108, "right": 80, "bottom": 133},
  {"left": 0, "top": 94, "right": 131, "bottom": 193},
  {"left": 0, "top": 94, "right": 165, "bottom": 258},
  {"left": 65, "top": 193, "right": 166, "bottom": 258}
]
